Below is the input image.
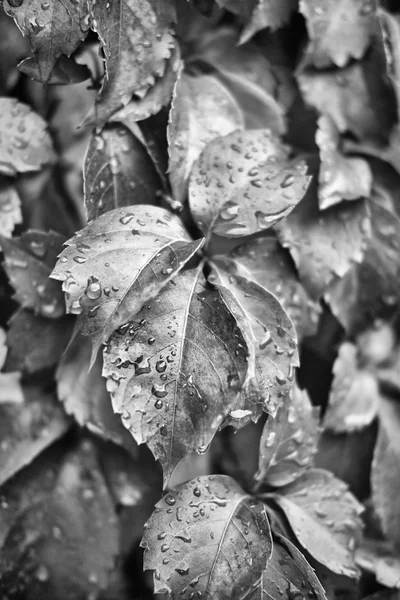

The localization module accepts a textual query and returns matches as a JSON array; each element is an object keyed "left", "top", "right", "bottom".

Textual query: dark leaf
[
  {"left": 141, "top": 474, "right": 272, "bottom": 598},
  {"left": 18, "top": 54, "right": 91, "bottom": 85},
  {"left": 0, "top": 181, "right": 22, "bottom": 238}
]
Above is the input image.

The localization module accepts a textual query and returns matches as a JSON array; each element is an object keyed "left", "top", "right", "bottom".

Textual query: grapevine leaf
[
  {"left": 0, "top": 181, "right": 22, "bottom": 238},
  {"left": 0, "top": 327, "right": 23, "bottom": 406},
  {"left": 275, "top": 158, "right": 371, "bottom": 300},
  {"left": 88, "top": 0, "right": 176, "bottom": 125},
  {"left": 356, "top": 537, "right": 400, "bottom": 589},
  {"left": 0, "top": 98, "right": 55, "bottom": 176},
  {"left": 189, "top": 129, "right": 311, "bottom": 238},
  {"left": 316, "top": 115, "right": 372, "bottom": 210},
  {"left": 3, "top": 0, "right": 90, "bottom": 83},
  {"left": 141, "top": 475, "right": 272, "bottom": 597},
  {"left": 257, "top": 384, "right": 321, "bottom": 487},
  {"left": 371, "top": 397, "right": 400, "bottom": 547},
  {"left": 269, "top": 469, "right": 363, "bottom": 578},
  {"left": 167, "top": 71, "right": 244, "bottom": 205},
  {"left": 240, "top": 0, "right": 298, "bottom": 44},
  {"left": 18, "top": 55, "right": 91, "bottom": 85},
  {"left": 102, "top": 268, "right": 249, "bottom": 485},
  {"left": 324, "top": 342, "right": 380, "bottom": 433},
  {"left": 84, "top": 124, "right": 162, "bottom": 222},
  {"left": 1, "top": 231, "right": 66, "bottom": 319},
  {"left": 300, "top": 0, "right": 377, "bottom": 68},
  {"left": 51, "top": 206, "right": 204, "bottom": 361}
]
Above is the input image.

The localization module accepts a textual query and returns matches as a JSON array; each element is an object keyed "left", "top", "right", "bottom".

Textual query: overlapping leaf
[
  {"left": 102, "top": 268, "right": 249, "bottom": 484},
  {"left": 0, "top": 181, "right": 22, "bottom": 238},
  {"left": 240, "top": 0, "right": 297, "bottom": 43},
  {"left": 0, "top": 327, "right": 23, "bottom": 405},
  {"left": 189, "top": 129, "right": 311, "bottom": 238},
  {"left": 356, "top": 537, "right": 400, "bottom": 589},
  {"left": 18, "top": 54, "right": 91, "bottom": 85},
  {"left": 142, "top": 475, "right": 272, "bottom": 598},
  {"left": 51, "top": 206, "right": 204, "bottom": 360}
]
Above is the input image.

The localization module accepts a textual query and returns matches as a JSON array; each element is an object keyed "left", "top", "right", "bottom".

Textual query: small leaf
[
  {"left": 316, "top": 115, "right": 372, "bottom": 210},
  {"left": 3, "top": 0, "right": 90, "bottom": 83},
  {"left": 0, "top": 181, "right": 22, "bottom": 238},
  {"left": 0, "top": 98, "right": 55, "bottom": 176},
  {"left": 240, "top": 0, "right": 297, "bottom": 44},
  {"left": 356, "top": 537, "right": 400, "bottom": 589},
  {"left": 270, "top": 469, "right": 363, "bottom": 578},
  {"left": 257, "top": 384, "right": 320, "bottom": 487},
  {"left": 18, "top": 54, "right": 91, "bottom": 85},
  {"left": 102, "top": 268, "right": 249, "bottom": 485},
  {"left": 141, "top": 475, "right": 272, "bottom": 598},
  {"left": 189, "top": 129, "right": 311, "bottom": 238},
  {"left": 1, "top": 230, "right": 66, "bottom": 319},
  {"left": 88, "top": 0, "right": 176, "bottom": 125},
  {"left": 300, "top": 0, "right": 377, "bottom": 68},
  {"left": 324, "top": 342, "right": 380, "bottom": 433},
  {"left": 51, "top": 205, "right": 204, "bottom": 360},
  {"left": 168, "top": 70, "right": 244, "bottom": 205},
  {"left": 84, "top": 124, "right": 162, "bottom": 221}
]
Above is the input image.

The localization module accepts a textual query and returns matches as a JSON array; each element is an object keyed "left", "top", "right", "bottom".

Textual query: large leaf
[
  {"left": 102, "top": 268, "right": 249, "bottom": 484},
  {"left": 1, "top": 230, "right": 66, "bottom": 319},
  {"left": 300, "top": 0, "right": 376, "bottom": 68},
  {"left": 167, "top": 71, "right": 244, "bottom": 205},
  {"left": 3, "top": 0, "right": 90, "bottom": 83},
  {"left": 141, "top": 474, "right": 272, "bottom": 598},
  {"left": 0, "top": 98, "right": 55, "bottom": 176},
  {"left": 88, "top": 0, "right": 176, "bottom": 125},
  {"left": 269, "top": 469, "right": 363, "bottom": 578},
  {"left": 189, "top": 129, "right": 311, "bottom": 238},
  {"left": 84, "top": 124, "right": 162, "bottom": 221},
  {"left": 257, "top": 384, "right": 320, "bottom": 487},
  {"left": 51, "top": 205, "right": 204, "bottom": 360},
  {"left": 0, "top": 181, "right": 22, "bottom": 238}
]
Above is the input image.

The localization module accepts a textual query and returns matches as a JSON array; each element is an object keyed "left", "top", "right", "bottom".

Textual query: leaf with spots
[
  {"left": 87, "top": 0, "right": 176, "bottom": 125},
  {"left": 189, "top": 129, "right": 311, "bottom": 238},
  {"left": 3, "top": 0, "right": 90, "bottom": 83},
  {"left": 240, "top": 0, "right": 298, "bottom": 44},
  {"left": 0, "top": 98, "right": 55, "bottom": 176},
  {"left": 51, "top": 206, "right": 204, "bottom": 362},
  {"left": 84, "top": 124, "right": 162, "bottom": 221},
  {"left": 268, "top": 469, "right": 364, "bottom": 578},
  {"left": 167, "top": 70, "right": 244, "bottom": 205},
  {"left": 1, "top": 230, "right": 66, "bottom": 319},
  {"left": 0, "top": 181, "right": 22, "bottom": 238},
  {"left": 257, "top": 385, "right": 321, "bottom": 488},
  {"left": 141, "top": 474, "right": 272, "bottom": 598},
  {"left": 102, "top": 268, "right": 249, "bottom": 485}
]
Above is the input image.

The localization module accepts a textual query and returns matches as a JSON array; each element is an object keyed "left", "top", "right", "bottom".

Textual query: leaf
[
  {"left": 0, "top": 9, "right": 30, "bottom": 94},
  {"left": 209, "top": 261, "right": 299, "bottom": 419},
  {"left": 3, "top": 0, "right": 90, "bottom": 83},
  {"left": 371, "top": 397, "right": 400, "bottom": 547},
  {"left": 141, "top": 474, "right": 272, "bottom": 598},
  {"left": 240, "top": 0, "right": 298, "bottom": 44},
  {"left": 51, "top": 205, "right": 204, "bottom": 360},
  {"left": 216, "top": 236, "right": 321, "bottom": 340},
  {"left": 0, "top": 181, "right": 22, "bottom": 238},
  {"left": 247, "top": 533, "right": 327, "bottom": 600},
  {"left": 324, "top": 342, "right": 380, "bottom": 433},
  {"left": 0, "top": 98, "right": 55, "bottom": 176},
  {"left": 275, "top": 157, "right": 371, "bottom": 300},
  {"left": 102, "top": 268, "right": 249, "bottom": 485},
  {"left": 167, "top": 70, "right": 244, "bottom": 205},
  {"left": 0, "top": 327, "right": 23, "bottom": 405},
  {"left": 189, "top": 129, "right": 311, "bottom": 238},
  {"left": 88, "top": 0, "right": 176, "bottom": 125},
  {"left": 0, "top": 439, "right": 119, "bottom": 600},
  {"left": 257, "top": 384, "right": 320, "bottom": 487},
  {"left": 18, "top": 54, "right": 91, "bottom": 85},
  {"left": 300, "top": 0, "right": 377, "bottom": 68},
  {"left": 1, "top": 230, "right": 66, "bottom": 319},
  {"left": 270, "top": 469, "right": 363, "bottom": 578},
  {"left": 84, "top": 124, "right": 162, "bottom": 222},
  {"left": 356, "top": 537, "right": 400, "bottom": 589},
  {"left": 316, "top": 115, "right": 372, "bottom": 210}
]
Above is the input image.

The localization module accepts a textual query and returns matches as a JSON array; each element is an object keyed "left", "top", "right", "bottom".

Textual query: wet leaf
[
  {"left": 168, "top": 70, "right": 244, "bottom": 205},
  {"left": 270, "top": 469, "right": 363, "bottom": 578},
  {"left": 3, "top": 0, "right": 90, "bottom": 83},
  {"left": 141, "top": 474, "right": 272, "bottom": 598},
  {"left": 0, "top": 98, "right": 55, "bottom": 176},
  {"left": 300, "top": 0, "right": 377, "bottom": 68},
  {"left": 356, "top": 537, "right": 400, "bottom": 589},
  {"left": 18, "top": 54, "right": 91, "bottom": 85},
  {"left": 1, "top": 230, "right": 66, "bottom": 319},
  {"left": 88, "top": 0, "right": 176, "bottom": 125},
  {"left": 102, "top": 268, "right": 249, "bottom": 485},
  {"left": 316, "top": 115, "right": 372, "bottom": 210},
  {"left": 240, "top": 0, "right": 297, "bottom": 44},
  {"left": 189, "top": 129, "right": 311, "bottom": 238},
  {"left": 0, "top": 327, "right": 23, "bottom": 405},
  {"left": 84, "top": 124, "right": 162, "bottom": 221},
  {"left": 0, "top": 181, "right": 22, "bottom": 238},
  {"left": 51, "top": 205, "right": 204, "bottom": 361},
  {"left": 257, "top": 384, "right": 320, "bottom": 487}
]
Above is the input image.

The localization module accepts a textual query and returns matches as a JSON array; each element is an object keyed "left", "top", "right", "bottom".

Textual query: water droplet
[
  {"left": 281, "top": 174, "right": 295, "bottom": 188},
  {"left": 259, "top": 330, "right": 272, "bottom": 349},
  {"left": 120, "top": 213, "right": 135, "bottom": 225},
  {"left": 158, "top": 532, "right": 167, "bottom": 540},
  {"left": 8, "top": 0, "right": 24, "bottom": 6},
  {"left": 175, "top": 566, "right": 190, "bottom": 576},
  {"left": 85, "top": 276, "right": 102, "bottom": 300},
  {"left": 220, "top": 204, "right": 239, "bottom": 221},
  {"left": 155, "top": 399, "right": 163, "bottom": 409},
  {"left": 165, "top": 494, "right": 176, "bottom": 506},
  {"left": 148, "top": 337, "right": 155, "bottom": 345},
  {"left": 193, "top": 487, "right": 201, "bottom": 497},
  {"left": 265, "top": 431, "right": 276, "bottom": 448},
  {"left": 152, "top": 383, "right": 168, "bottom": 398},
  {"left": 156, "top": 360, "right": 167, "bottom": 373},
  {"left": 73, "top": 255, "right": 87, "bottom": 264},
  {"left": 161, "top": 543, "right": 170, "bottom": 553},
  {"left": 35, "top": 563, "right": 50, "bottom": 582}
]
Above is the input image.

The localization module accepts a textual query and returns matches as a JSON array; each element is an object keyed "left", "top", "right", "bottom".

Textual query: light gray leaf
[
  {"left": 0, "top": 182, "right": 22, "bottom": 238},
  {"left": 240, "top": 0, "right": 297, "bottom": 44},
  {"left": 356, "top": 537, "right": 400, "bottom": 589}
]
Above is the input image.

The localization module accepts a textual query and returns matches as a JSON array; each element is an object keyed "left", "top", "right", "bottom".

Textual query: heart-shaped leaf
[
  {"left": 189, "top": 129, "right": 311, "bottom": 238},
  {"left": 141, "top": 474, "right": 272, "bottom": 597},
  {"left": 0, "top": 181, "right": 22, "bottom": 238},
  {"left": 102, "top": 268, "right": 249, "bottom": 484}
]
